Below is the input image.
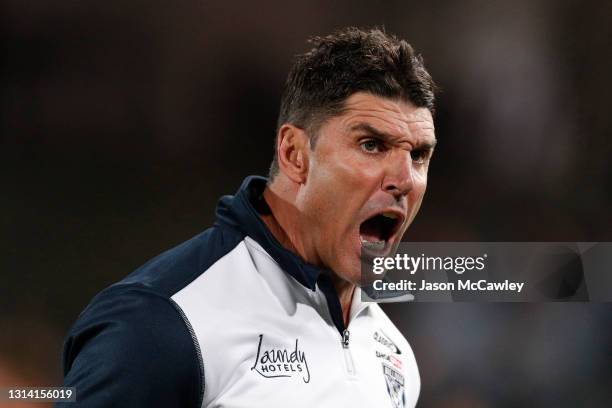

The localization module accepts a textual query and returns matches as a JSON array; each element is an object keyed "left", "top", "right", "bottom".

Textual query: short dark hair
[{"left": 268, "top": 26, "right": 437, "bottom": 179}]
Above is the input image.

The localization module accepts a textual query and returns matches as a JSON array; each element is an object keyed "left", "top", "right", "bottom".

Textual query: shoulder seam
[
  {"left": 169, "top": 298, "right": 205, "bottom": 408},
  {"left": 65, "top": 287, "right": 203, "bottom": 408}
]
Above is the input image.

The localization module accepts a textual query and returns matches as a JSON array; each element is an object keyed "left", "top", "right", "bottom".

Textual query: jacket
[{"left": 59, "top": 176, "right": 420, "bottom": 408}]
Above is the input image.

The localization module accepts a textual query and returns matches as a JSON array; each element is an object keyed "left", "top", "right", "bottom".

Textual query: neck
[
  {"left": 261, "top": 181, "right": 307, "bottom": 259},
  {"left": 261, "top": 176, "right": 355, "bottom": 326},
  {"left": 331, "top": 276, "right": 356, "bottom": 326}
]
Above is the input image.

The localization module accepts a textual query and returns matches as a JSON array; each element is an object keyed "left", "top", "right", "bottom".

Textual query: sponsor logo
[
  {"left": 382, "top": 363, "right": 405, "bottom": 408},
  {"left": 250, "top": 334, "right": 311, "bottom": 383},
  {"left": 376, "top": 350, "right": 403, "bottom": 370},
  {"left": 374, "top": 330, "right": 401, "bottom": 354}
]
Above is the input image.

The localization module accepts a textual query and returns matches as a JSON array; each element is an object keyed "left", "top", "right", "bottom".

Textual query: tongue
[{"left": 360, "top": 216, "right": 384, "bottom": 242}]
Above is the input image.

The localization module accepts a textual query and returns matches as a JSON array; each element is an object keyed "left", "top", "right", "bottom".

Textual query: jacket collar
[{"left": 215, "top": 175, "right": 322, "bottom": 291}]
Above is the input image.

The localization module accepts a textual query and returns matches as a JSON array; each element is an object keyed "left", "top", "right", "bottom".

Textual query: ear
[{"left": 276, "top": 124, "right": 310, "bottom": 184}]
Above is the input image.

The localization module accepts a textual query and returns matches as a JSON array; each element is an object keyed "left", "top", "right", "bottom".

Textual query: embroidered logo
[
  {"left": 382, "top": 363, "right": 405, "bottom": 408},
  {"left": 250, "top": 334, "right": 311, "bottom": 383},
  {"left": 374, "top": 330, "right": 402, "bottom": 354},
  {"left": 376, "top": 350, "right": 403, "bottom": 370}
]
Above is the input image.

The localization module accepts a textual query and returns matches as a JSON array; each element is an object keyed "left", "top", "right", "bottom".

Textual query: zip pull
[{"left": 342, "top": 329, "right": 350, "bottom": 349}]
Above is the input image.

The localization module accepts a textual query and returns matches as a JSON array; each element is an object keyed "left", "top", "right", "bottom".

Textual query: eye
[
  {"left": 410, "top": 148, "right": 430, "bottom": 164},
  {"left": 360, "top": 139, "right": 386, "bottom": 153}
]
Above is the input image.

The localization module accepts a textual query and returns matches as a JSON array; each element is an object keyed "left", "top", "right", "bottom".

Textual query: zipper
[
  {"left": 342, "top": 329, "right": 356, "bottom": 375},
  {"left": 339, "top": 288, "right": 370, "bottom": 377}
]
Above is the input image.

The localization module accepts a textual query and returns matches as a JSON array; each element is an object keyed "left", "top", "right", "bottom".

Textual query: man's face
[{"left": 297, "top": 92, "right": 436, "bottom": 285}]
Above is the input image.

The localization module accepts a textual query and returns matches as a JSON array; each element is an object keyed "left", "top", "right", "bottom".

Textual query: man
[{"left": 59, "top": 27, "right": 436, "bottom": 408}]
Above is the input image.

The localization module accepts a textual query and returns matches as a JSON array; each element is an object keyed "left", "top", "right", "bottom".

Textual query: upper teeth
[{"left": 381, "top": 212, "right": 398, "bottom": 219}]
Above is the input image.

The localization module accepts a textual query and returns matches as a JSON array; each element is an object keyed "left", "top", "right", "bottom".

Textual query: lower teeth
[{"left": 360, "top": 237, "right": 385, "bottom": 251}]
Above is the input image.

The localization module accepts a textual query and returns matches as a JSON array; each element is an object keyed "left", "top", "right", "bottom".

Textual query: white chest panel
[{"left": 172, "top": 238, "right": 419, "bottom": 408}]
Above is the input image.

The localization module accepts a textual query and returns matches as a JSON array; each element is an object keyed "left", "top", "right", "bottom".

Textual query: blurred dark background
[{"left": 1, "top": 0, "right": 611, "bottom": 406}]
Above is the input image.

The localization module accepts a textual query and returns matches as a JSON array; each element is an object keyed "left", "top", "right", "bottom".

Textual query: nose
[{"left": 381, "top": 150, "right": 414, "bottom": 198}]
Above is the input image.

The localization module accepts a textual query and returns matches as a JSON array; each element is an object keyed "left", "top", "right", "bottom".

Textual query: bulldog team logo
[
  {"left": 374, "top": 330, "right": 405, "bottom": 407},
  {"left": 382, "top": 363, "right": 405, "bottom": 408},
  {"left": 250, "top": 334, "right": 311, "bottom": 383}
]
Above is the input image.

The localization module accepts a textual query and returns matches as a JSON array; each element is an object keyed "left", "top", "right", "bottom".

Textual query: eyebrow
[{"left": 349, "top": 122, "right": 437, "bottom": 149}]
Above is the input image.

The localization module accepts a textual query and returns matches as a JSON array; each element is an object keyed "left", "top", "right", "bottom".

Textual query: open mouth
[{"left": 359, "top": 211, "right": 403, "bottom": 254}]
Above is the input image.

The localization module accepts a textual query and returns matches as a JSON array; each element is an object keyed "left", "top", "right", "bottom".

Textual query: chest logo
[
  {"left": 376, "top": 350, "right": 403, "bottom": 370},
  {"left": 250, "top": 334, "right": 311, "bottom": 383},
  {"left": 374, "top": 330, "right": 402, "bottom": 354},
  {"left": 382, "top": 363, "right": 406, "bottom": 408}
]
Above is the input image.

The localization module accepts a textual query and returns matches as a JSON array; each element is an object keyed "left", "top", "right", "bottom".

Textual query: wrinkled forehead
[{"left": 337, "top": 93, "right": 435, "bottom": 141}]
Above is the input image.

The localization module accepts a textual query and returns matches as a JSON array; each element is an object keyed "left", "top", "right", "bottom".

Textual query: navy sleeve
[{"left": 57, "top": 287, "right": 203, "bottom": 408}]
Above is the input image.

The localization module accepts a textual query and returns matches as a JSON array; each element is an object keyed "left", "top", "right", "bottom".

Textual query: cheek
[
  {"left": 407, "top": 178, "right": 428, "bottom": 222},
  {"left": 304, "top": 160, "right": 376, "bottom": 236},
  {"left": 312, "top": 151, "right": 378, "bottom": 194},
  {"left": 308, "top": 176, "right": 356, "bottom": 226},
  {"left": 318, "top": 149, "right": 384, "bottom": 194}
]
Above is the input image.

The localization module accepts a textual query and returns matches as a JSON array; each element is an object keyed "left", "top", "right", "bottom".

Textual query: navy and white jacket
[{"left": 59, "top": 176, "right": 419, "bottom": 408}]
